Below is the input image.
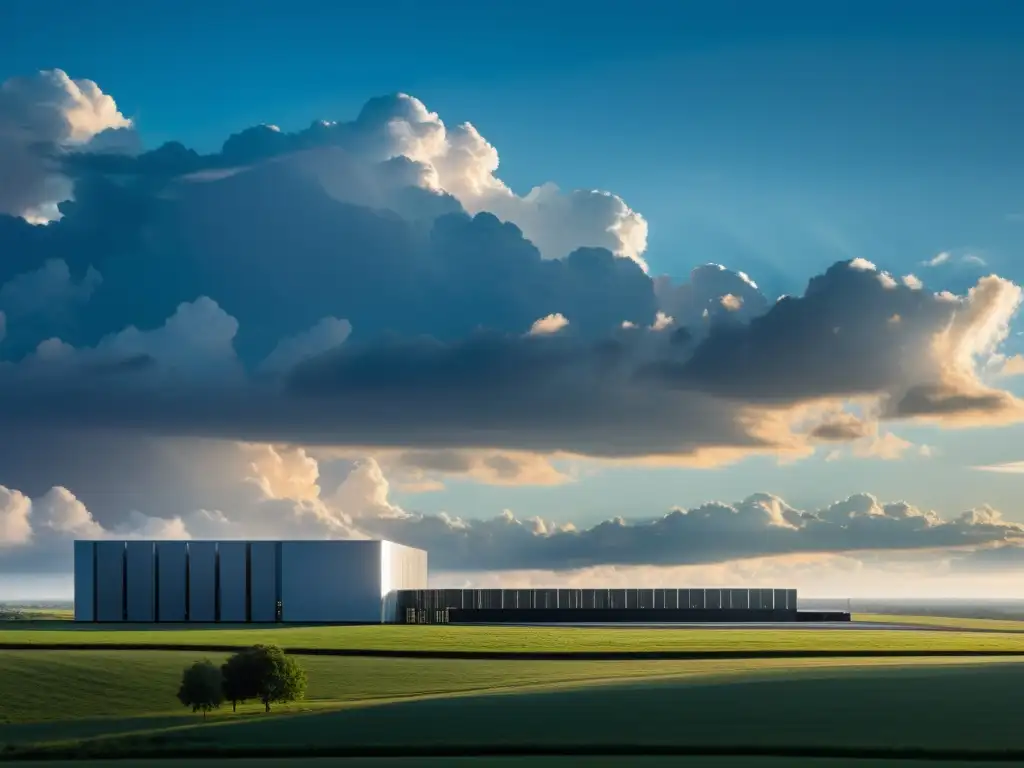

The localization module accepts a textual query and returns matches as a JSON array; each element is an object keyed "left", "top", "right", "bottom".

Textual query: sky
[{"left": 1, "top": 0, "right": 1024, "bottom": 598}]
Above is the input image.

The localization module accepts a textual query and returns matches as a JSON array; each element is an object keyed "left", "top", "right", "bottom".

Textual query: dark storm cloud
[
  {"left": 650, "top": 262, "right": 945, "bottom": 403},
  {"left": 0, "top": 158, "right": 656, "bottom": 364},
  {"left": 0, "top": 258, "right": 1019, "bottom": 459},
  {"left": 809, "top": 413, "right": 873, "bottom": 441},
  {"left": 0, "top": 79, "right": 1020, "bottom": 460}
]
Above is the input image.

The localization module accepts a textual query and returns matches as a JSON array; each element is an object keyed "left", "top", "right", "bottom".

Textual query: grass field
[
  {"left": 27, "top": 660, "right": 1024, "bottom": 757},
  {"left": 3, "top": 617, "right": 1023, "bottom": 762},
  {"left": 4, "top": 650, "right": 1005, "bottom": 741},
  {"left": 0, "top": 608, "right": 74, "bottom": 621},
  {"left": 0, "top": 761, "right": 1015, "bottom": 768},
  {"left": 2, "top": 622, "right": 1024, "bottom": 654},
  {"left": 2, "top": 650, "right": 1022, "bottom": 750},
  {"left": 2, "top": 760, "right": 1014, "bottom": 768},
  {"left": 855, "top": 613, "right": 1024, "bottom": 631}
]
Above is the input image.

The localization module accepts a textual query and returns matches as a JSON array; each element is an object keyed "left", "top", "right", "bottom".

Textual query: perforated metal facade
[
  {"left": 125, "top": 541, "right": 156, "bottom": 622},
  {"left": 156, "top": 541, "right": 188, "bottom": 622},
  {"left": 72, "top": 541, "right": 95, "bottom": 622},
  {"left": 94, "top": 541, "right": 125, "bottom": 622},
  {"left": 395, "top": 586, "right": 811, "bottom": 623},
  {"left": 249, "top": 541, "right": 278, "bottom": 623},
  {"left": 217, "top": 541, "right": 248, "bottom": 622},
  {"left": 188, "top": 541, "right": 217, "bottom": 622}
]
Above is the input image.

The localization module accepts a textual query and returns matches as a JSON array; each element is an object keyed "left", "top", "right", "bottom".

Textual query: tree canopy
[
  {"left": 176, "top": 659, "right": 224, "bottom": 719},
  {"left": 222, "top": 644, "right": 307, "bottom": 713},
  {"left": 221, "top": 649, "right": 258, "bottom": 712}
]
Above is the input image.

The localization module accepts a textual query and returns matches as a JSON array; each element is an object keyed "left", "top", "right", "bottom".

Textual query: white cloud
[
  {"left": 720, "top": 294, "right": 743, "bottom": 311},
  {"left": 922, "top": 250, "right": 987, "bottom": 269},
  {"left": 972, "top": 460, "right": 1024, "bottom": 474},
  {"left": 0, "top": 69, "right": 135, "bottom": 222},
  {"left": 0, "top": 483, "right": 171, "bottom": 555},
  {"left": 528, "top": 313, "right": 569, "bottom": 336},
  {"left": 24, "top": 297, "right": 243, "bottom": 385},
  {"left": 0, "top": 486, "right": 32, "bottom": 545},
  {"left": 650, "top": 311, "right": 673, "bottom": 331},
  {"left": 902, "top": 274, "right": 923, "bottom": 290},
  {"left": 298, "top": 94, "right": 649, "bottom": 268}
]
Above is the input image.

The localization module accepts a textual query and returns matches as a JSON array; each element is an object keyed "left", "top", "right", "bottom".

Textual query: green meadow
[{"left": 0, "top": 618, "right": 1021, "bottom": 762}]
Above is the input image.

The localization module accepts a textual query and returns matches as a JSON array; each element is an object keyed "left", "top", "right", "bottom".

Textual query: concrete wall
[
  {"left": 73, "top": 541, "right": 95, "bottom": 622},
  {"left": 125, "top": 541, "right": 156, "bottom": 622},
  {"left": 156, "top": 541, "right": 187, "bottom": 622}
]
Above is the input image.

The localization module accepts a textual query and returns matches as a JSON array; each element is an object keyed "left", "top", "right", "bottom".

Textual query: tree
[
  {"left": 177, "top": 660, "right": 224, "bottom": 720},
  {"left": 221, "top": 649, "right": 259, "bottom": 712},
  {"left": 247, "top": 644, "right": 307, "bottom": 712}
]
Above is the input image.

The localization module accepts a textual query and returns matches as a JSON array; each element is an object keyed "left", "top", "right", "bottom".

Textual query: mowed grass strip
[
  {"left": 2, "top": 623, "right": 1024, "bottom": 653},
  {"left": 855, "top": 613, "right": 1024, "bottom": 632},
  {"left": 113, "top": 661, "right": 1024, "bottom": 754}
]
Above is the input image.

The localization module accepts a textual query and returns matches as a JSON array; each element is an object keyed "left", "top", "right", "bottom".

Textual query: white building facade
[{"left": 73, "top": 539, "right": 428, "bottom": 624}]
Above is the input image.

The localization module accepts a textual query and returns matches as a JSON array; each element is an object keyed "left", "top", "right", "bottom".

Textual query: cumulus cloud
[
  {"left": 63, "top": 91, "right": 647, "bottom": 267},
  {"left": 0, "top": 483, "right": 181, "bottom": 570},
  {"left": 0, "top": 486, "right": 32, "bottom": 545},
  {"left": 0, "top": 75, "right": 1014, "bottom": 464},
  {"left": 15, "top": 297, "right": 245, "bottom": 387},
  {"left": 365, "top": 490, "right": 1024, "bottom": 573},
  {"left": 0, "top": 260, "right": 1018, "bottom": 466},
  {"left": 0, "top": 69, "right": 134, "bottom": 222},
  {"left": 660, "top": 261, "right": 1024, "bottom": 427},
  {"left": 2, "top": 71, "right": 1024, "bottom": 583},
  {"left": 0, "top": 259, "right": 101, "bottom": 319},
  {"left": 1, "top": 436, "right": 1020, "bottom": 579},
  {"left": 654, "top": 263, "right": 769, "bottom": 328}
]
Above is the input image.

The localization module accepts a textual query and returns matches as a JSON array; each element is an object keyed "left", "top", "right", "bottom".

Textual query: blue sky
[
  {"left": 1, "top": 0, "right": 1024, "bottom": 594},
  {"left": 7, "top": 0, "right": 1023, "bottom": 292}
]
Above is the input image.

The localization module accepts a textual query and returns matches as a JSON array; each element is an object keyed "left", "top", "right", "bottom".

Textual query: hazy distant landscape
[
  {"left": 801, "top": 598, "right": 1024, "bottom": 622},
  {"left": 7, "top": 598, "right": 1024, "bottom": 622}
]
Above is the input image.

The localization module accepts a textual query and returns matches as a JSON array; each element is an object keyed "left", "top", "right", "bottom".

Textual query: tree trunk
[
  {"left": 232, "top": 700, "right": 237, "bottom": 713},
  {"left": 264, "top": 699, "right": 270, "bottom": 712},
  {"left": 203, "top": 710, "right": 207, "bottom": 721}
]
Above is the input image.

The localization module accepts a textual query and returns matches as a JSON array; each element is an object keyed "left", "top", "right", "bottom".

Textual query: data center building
[{"left": 73, "top": 539, "right": 428, "bottom": 624}]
